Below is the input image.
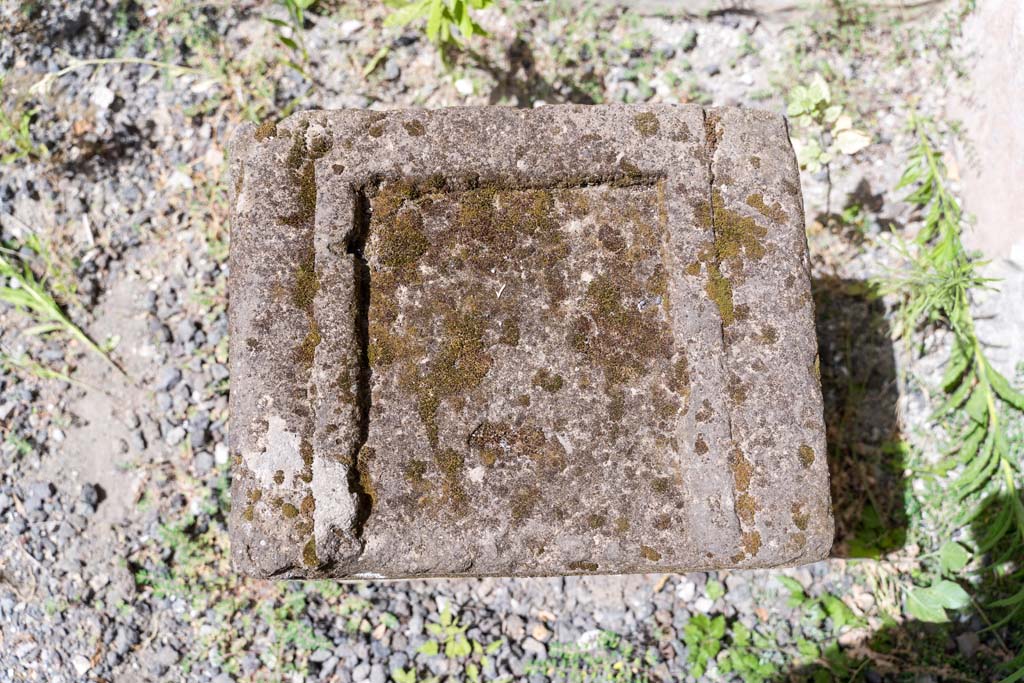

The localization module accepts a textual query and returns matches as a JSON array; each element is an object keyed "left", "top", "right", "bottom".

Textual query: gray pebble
[
  {"left": 352, "top": 662, "right": 370, "bottom": 681},
  {"left": 156, "top": 367, "right": 182, "bottom": 391},
  {"left": 956, "top": 632, "right": 980, "bottom": 658},
  {"left": 194, "top": 451, "right": 214, "bottom": 474},
  {"left": 155, "top": 392, "right": 172, "bottom": 411},
  {"left": 522, "top": 637, "right": 546, "bottom": 658},
  {"left": 368, "top": 663, "right": 386, "bottom": 683},
  {"left": 165, "top": 426, "right": 186, "bottom": 446}
]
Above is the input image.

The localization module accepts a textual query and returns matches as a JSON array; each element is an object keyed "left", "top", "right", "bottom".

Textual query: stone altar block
[{"left": 228, "top": 105, "right": 833, "bottom": 579}]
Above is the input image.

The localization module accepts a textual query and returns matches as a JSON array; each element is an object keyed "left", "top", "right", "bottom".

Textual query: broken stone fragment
[{"left": 228, "top": 104, "right": 832, "bottom": 579}]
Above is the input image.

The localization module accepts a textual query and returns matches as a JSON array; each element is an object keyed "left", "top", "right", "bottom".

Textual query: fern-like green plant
[{"left": 880, "top": 112, "right": 1024, "bottom": 682}]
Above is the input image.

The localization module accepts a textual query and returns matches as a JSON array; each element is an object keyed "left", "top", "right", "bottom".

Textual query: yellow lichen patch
[
  {"left": 633, "top": 112, "right": 660, "bottom": 137},
  {"left": 403, "top": 119, "right": 425, "bottom": 136},
  {"left": 736, "top": 493, "right": 757, "bottom": 524},
  {"left": 798, "top": 444, "right": 815, "bottom": 468},
  {"left": 587, "top": 513, "right": 607, "bottom": 529},
  {"left": 729, "top": 447, "right": 754, "bottom": 492},
  {"left": 242, "top": 505, "right": 255, "bottom": 521},
  {"left": 295, "top": 320, "right": 321, "bottom": 369},
  {"left": 255, "top": 120, "right": 277, "bottom": 141},
  {"left": 302, "top": 537, "right": 319, "bottom": 567},
  {"left": 532, "top": 369, "right": 564, "bottom": 393},
  {"left": 741, "top": 531, "right": 761, "bottom": 556},
  {"left": 695, "top": 435, "right": 709, "bottom": 455},
  {"left": 692, "top": 191, "right": 770, "bottom": 326},
  {"left": 300, "top": 494, "right": 315, "bottom": 516},
  {"left": 615, "top": 517, "right": 630, "bottom": 534},
  {"left": 791, "top": 502, "right": 809, "bottom": 530},
  {"left": 568, "top": 560, "right": 599, "bottom": 572},
  {"left": 745, "top": 193, "right": 788, "bottom": 224},
  {"left": 281, "top": 503, "right": 298, "bottom": 518},
  {"left": 640, "top": 545, "right": 661, "bottom": 561}
]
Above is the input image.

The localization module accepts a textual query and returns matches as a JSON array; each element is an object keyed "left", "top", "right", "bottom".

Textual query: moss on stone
[
  {"left": 279, "top": 160, "right": 317, "bottom": 227},
  {"left": 640, "top": 545, "right": 661, "bottom": 561},
  {"left": 254, "top": 120, "right": 277, "bottom": 141},
  {"left": 741, "top": 530, "right": 761, "bottom": 556},
  {"left": 798, "top": 444, "right": 815, "bottom": 468},
  {"left": 415, "top": 309, "right": 492, "bottom": 447},
  {"left": 532, "top": 369, "right": 564, "bottom": 393},
  {"left": 292, "top": 258, "right": 320, "bottom": 310},
  {"left": 510, "top": 487, "right": 540, "bottom": 522},
  {"left": 499, "top": 319, "right": 520, "bottom": 346},
  {"left": 403, "top": 119, "right": 426, "bottom": 136},
  {"left": 357, "top": 446, "right": 377, "bottom": 506},
  {"left": 295, "top": 320, "right": 321, "bottom": 369},
  {"left": 729, "top": 447, "right": 753, "bottom": 493},
  {"left": 745, "top": 193, "right": 788, "bottom": 224},
  {"left": 302, "top": 537, "right": 319, "bottom": 567},
  {"left": 568, "top": 560, "right": 599, "bottom": 572},
  {"left": 377, "top": 207, "right": 429, "bottom": 269},
  {"left": 736, "top": 493, "right": 757, "bottom": 524},
  {"left": 791, "top": 502, "right": 809, "bottom": 530},
  {"left": 692, "top": 191, "right": 770, "bottom": 327},
  {"left": 634, "top": 112, "right": 660, "bottom": 137}
]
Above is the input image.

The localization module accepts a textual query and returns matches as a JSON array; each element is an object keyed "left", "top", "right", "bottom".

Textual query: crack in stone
[
  {"left": 343, "top": 187, "right": 374, "bottom": 540},
  {"left": 702, "top": 107, "right": 744, "bottom": 541}
]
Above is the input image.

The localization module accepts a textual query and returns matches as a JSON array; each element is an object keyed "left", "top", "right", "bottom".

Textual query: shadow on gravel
[
  {"left": 813, "top": 277, "right": 906, "bottom": 559},
  {"left": 465, "top": 38, "right": 601, "bottom": 107},
  {"left": 770, "top": 282, "right": 1022, "bottom": 682}
]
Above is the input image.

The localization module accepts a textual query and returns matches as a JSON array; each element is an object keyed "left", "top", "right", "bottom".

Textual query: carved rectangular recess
[{"left": 346, "top": 177, "right": 699, "bottom": 572}]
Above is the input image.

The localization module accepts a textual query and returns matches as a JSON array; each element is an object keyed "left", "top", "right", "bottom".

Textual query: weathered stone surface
[{"left": 228, "top": 104, "right": 832, "bottom": 579}]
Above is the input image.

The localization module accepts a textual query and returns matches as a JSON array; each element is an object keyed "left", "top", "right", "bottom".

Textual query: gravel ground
[{"left": 1, "top": 1, "right": 1018, "bottom": 681}]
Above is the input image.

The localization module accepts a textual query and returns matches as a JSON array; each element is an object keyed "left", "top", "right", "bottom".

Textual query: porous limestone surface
[{"left": 228, "top": 104, "right": 832, "bottom": 579}]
